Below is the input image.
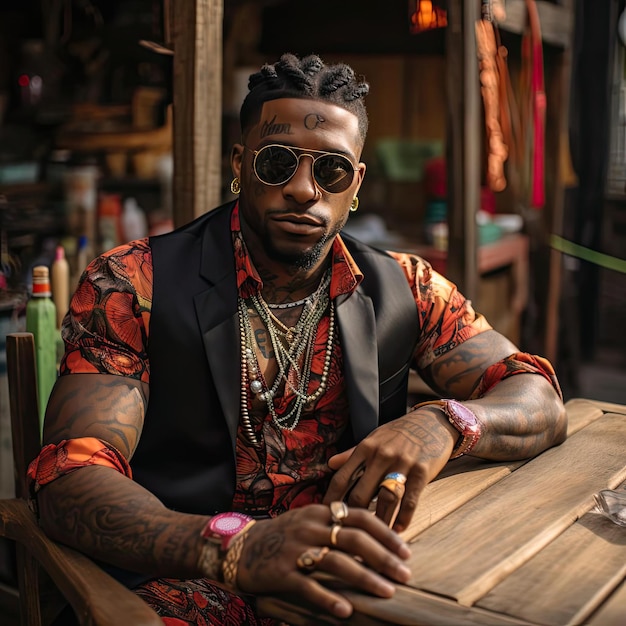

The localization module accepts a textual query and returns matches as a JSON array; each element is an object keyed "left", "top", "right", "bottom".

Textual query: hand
[
  {"left": 235, "top": 503, "right": 411, "bottom": 619},
  {"left": 323, "top": 408, "right": 458, "bottom": 531}
]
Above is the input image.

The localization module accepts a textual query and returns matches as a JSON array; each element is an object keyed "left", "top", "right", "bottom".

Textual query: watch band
[
  {"left": 412, "top": 399, "right": 482, "bottom": 459},
  {"left": 199, "top": 512, "right": 256, "bottom": 585}
]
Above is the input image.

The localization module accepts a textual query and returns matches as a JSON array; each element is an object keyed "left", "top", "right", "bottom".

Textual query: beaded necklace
[
  {"left": 238, "top": 270, "right": 335, "bottom": 445},
  {"left": 266, "top": 295, "right": 311, "bottom": 310}
]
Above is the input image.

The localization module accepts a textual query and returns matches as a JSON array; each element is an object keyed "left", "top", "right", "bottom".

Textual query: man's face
[{"left": 232, "top": 98, "right": 366, "bottom": 271}]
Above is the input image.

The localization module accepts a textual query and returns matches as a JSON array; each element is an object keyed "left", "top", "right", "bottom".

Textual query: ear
[
  {"left": 354, "top": 162, "right": 367, "bottom": 195},
  {"left": 231, "top": 144, "right": 244, "bottom": 178}
]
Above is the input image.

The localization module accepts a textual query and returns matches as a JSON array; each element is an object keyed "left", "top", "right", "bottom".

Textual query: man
[{"left": 29, "top": 54, "right": 567, "bottom": 624}]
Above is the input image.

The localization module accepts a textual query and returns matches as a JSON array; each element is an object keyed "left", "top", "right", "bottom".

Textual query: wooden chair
[{"left": 0, "top": 332, "right": 161, "bottom": 625}]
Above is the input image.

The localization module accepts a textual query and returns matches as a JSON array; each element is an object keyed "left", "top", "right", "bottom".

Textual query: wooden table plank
[
  {"left": 402, "top": 459, "right": 525, "bottom": 540},
  {"left": 258, "top": 582, "right": 537, "bottom": 626},
  {"left": 576, "top": 398, "right": 626, "bottom": 416},
  {"left": 406, "top": 412, "right": 626, "bottom": 605},
  {"left": 476, "top": 484, "right": 626, "bottom": 625},
  {"left": 562, "top": 398, "right": 606, "bottom": 434},
  {"left": 587, "top": 579, "right": 626, "bottom": 626}
]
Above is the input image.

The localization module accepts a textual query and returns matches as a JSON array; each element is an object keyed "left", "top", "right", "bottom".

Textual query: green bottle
[{"left": 26, "top": 265, "right": 58, "bottom": 431}]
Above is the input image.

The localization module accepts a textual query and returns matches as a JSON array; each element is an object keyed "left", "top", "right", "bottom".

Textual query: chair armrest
[{"left": 0, "top": 499, "right": 162, "bottom": 625}]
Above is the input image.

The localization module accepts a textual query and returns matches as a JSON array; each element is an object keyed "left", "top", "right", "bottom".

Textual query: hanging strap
[
  {"left": 525, "top": 0, "right": 546, "bottom": 209},
  {"left": 476, "top": 1, "right": 509, "bottom": 192}
]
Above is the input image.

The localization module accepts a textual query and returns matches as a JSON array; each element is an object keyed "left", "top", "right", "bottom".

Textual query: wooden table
[{"left": 258, "top": 398, "right": 626, "bottom": 625}]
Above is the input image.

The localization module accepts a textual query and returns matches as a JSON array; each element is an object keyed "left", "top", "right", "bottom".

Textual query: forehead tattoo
[
  {"left": 260, "top": 114, "right": 292, "bottom": 138},
  {"left": 304, "top": 113, "right": 325, "bottom": 130}
]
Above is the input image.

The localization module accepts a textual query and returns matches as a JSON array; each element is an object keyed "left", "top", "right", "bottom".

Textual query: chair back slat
[{"left": 7, "top": 332, "right": 41, "bottom": 500}]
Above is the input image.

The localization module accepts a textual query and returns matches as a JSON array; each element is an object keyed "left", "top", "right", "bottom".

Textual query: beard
[{"left": 261, "top": 214, "right": 348, "bottom": 271}]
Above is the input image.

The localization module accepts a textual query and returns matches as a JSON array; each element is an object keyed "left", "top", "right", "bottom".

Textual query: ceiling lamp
[{"left": 409, "top": 0, "right": 448, "bottom": 34}]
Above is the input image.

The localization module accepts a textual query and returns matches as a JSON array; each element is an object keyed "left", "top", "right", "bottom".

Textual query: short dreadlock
[{"left": 240, "top": 53, "right": 370, "bottom": 145}]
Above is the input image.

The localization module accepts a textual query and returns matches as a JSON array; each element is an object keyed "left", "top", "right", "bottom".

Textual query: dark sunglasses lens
[
  {"left": 255, "top": 146, "right": 298, "bottom": 185},
  {"left": 314, "top": 155, "right": 354, "bottom": 193}
]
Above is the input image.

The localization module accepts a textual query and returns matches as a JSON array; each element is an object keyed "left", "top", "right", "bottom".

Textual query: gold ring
[
  {"left": 379, "top": 478, "right": 407, "bottom": 499},
  {"left": 330, "top": 523, "right": 341, "bottom": 547},
  {"left": 296, "top": 546, "right": 330, "bottom": 573},
  {"left": 330, "top": 501, "right": 349, "bottom": 524}
]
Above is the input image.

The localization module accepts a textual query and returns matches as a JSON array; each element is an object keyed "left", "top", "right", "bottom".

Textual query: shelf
[{"left": 403, "top": 233, "right": 529, "bottom": 276}]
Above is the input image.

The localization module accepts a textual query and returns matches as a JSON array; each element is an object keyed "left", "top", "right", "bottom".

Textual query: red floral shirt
[{"left": 60, "top": 203, "right": 490, "bottom": 517}]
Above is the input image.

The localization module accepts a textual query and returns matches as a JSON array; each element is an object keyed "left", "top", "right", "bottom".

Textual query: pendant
[{"left": 250, "top": 379, "right": 263, "bottom": 394}]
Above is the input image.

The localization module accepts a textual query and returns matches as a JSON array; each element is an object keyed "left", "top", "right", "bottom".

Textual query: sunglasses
[{"left": 245, "top": 144, "right": 358, "bottom": 194}]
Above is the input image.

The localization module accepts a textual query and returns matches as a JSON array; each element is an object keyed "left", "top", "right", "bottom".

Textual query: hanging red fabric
[{"left": 525, "top": 0, "right": 546, "bottom": 209}]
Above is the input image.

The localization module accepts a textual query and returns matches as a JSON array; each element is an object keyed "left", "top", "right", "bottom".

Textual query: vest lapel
[
  {"left": 336, "top": 289, "right": 379, "bottom": 440},
  {"left": 195, "top": 288, "right": 240, "bottom": 448},
  {"left": 194, "top": 207, "right": 241, "bottom": 448}
]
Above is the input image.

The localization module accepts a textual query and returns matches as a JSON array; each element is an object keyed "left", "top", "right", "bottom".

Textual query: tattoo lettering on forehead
[
  {"left": 260, "top": 114, "right": 293, "bottom": 138},
  {"left": 304, "top": 113, "right": 325, "bottom": 130}
]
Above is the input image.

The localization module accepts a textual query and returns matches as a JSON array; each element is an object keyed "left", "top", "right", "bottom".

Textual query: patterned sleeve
[
  {"left": 59, "top": 239, "right": 153, "bottom": 383},
  {"left": 470, "top": 352, "right": 563, "bottom": 400},
  {"left": 387, "top": 251, "right": 492, "bottom": 370}
]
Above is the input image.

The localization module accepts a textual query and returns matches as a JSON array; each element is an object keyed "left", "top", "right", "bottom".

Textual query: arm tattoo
[
  {"left": 44, "top": 374, "right": 147, "bottom": 458},
  {"left": 38, "top": 466, "right": 207, "bottom": 578}
]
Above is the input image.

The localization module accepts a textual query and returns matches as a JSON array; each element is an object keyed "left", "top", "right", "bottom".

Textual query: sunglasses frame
[{"left": 244, "top": 144, "right": 359, "bottom": 194}]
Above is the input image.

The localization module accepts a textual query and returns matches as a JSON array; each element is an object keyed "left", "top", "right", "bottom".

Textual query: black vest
[{"left": 132, "top": 202, "right": 419, "bottom": 515}]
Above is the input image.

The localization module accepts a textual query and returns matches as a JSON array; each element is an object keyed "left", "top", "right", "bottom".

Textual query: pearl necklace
[{"left": 238, "top": 272, "right": 335, "bottom": 445}]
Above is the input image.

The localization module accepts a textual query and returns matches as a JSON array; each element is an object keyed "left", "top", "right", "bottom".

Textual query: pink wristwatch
[
  {"left": 414, "top": 399, "right": 482, "bottom": 459},
  {"left": 201, "top": 511, "right": 255, "bottom": 552}
]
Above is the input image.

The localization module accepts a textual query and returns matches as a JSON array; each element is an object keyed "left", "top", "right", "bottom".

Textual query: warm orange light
[{"left": 409, "top": 0, "right": 448, "bottom": 34}]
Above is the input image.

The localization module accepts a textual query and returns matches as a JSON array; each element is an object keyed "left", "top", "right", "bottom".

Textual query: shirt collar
[{"left": 230, "top": 202, "right": 362, "bottom": 300}]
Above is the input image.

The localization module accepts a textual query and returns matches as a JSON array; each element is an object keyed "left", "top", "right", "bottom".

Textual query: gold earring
[
  {"left": 230, "top": 177, "right": 241, "bottom": 195},
  {"left": 350, "top": 197, "right": 359, "bottom": 212}
]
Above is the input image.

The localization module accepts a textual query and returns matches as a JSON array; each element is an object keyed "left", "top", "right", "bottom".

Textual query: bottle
[
  {"left": 51, "top": 245, "right": 70, "bottom": 329},
  {"left": 121, "top": 197, "right": 148, "bottom": 241},
  {"left": 51, "top": 245, "right": 70, "bottom": 365},
  {"left": 26, "top": 265, "right": 58, "bottom": 430}
]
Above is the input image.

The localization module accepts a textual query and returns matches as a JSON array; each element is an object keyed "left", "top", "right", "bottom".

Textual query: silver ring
[
  {"left": 330, "top": 501, "right": 349, "bottom": 524},
  {"left": 330, "top": 523, "right": 341, "bottom": 547}
]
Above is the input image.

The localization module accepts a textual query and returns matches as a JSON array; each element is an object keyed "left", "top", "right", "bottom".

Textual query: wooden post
[
  {"left": 445, "top": 0, "right": 480, "bottom": 302},
  {"left": 544, "top": 7, "right": 574, "bottom": 364},
  {"left": 171, "top": 0, "right": 223, "bottom": 228}
]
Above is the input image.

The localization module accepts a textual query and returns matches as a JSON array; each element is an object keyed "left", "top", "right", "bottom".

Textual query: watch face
[
  {"left": 447, "top": 399, "right": 479, "bottom": 433},
  {"left": 206, "top": 512, "right": 253, "bottom": 539}
]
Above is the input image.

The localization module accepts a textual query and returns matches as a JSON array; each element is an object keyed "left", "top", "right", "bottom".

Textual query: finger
[
  {"left": 327, "top": 522, "right": 411, "bottom": 583},
  {"left": 323, "top": 460, "right": 366, "bottom": 504},
  {"left": 375, "top": 481, "right": 404, "bottom": 528},
  {"left": 316, "top": 548, "right": 398, "bottom": 598},
  {"left": 390, "top": 471, "right": 427, "bottom": 532},
  {"left": 290, "top": 574, "right": 354, "bottom": 619},
  {"left": 392, "top": 485, "right": 421, "bottom": 532},
  {"left": 327, "top": 447, "right": 354, "bottom": 470},
  {"left": 342, "top": 507, "right": 411, "bottom": 560}
]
